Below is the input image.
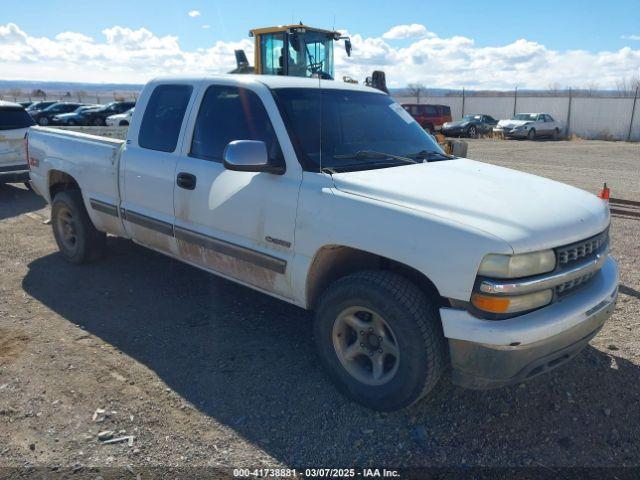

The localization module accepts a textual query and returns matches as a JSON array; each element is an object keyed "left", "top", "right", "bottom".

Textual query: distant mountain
[{"left": 0, "top": 79, "right": 143, "bottom": 93}]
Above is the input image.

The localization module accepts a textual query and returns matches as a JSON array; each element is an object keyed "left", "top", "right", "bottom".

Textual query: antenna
[{"left": 332, "top": 14, "right": 336, "bottom": 31}]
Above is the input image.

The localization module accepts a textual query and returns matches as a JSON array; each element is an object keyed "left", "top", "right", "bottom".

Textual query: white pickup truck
[{"left": 27, "top": 75, "right": 618, "bottom": 411}]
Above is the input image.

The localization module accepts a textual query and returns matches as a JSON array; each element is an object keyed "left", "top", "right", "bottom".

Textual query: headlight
[
  {"left": 471, "top": 289, "right": 553, "bottom": 314},
  {"left": 478, "top": 250, "right": 556, "bottom": 278}
]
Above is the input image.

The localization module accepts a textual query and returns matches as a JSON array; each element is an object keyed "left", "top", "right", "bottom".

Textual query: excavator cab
[{"left": 250, "top": 24, "right": 351, "bottom": 80}]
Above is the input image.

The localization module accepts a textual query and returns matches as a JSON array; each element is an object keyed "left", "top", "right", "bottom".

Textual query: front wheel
[
  {"left": 51, "top": 190, "right": 106, "bottom": 264},
  {"left": 467, "top": 125, "right": 477, "bottom": 138},
  {"left": 38, "top": 117, "right": 49, "bottom": 126},
  {"left": 313, "top": 271, "right": 446, "bottom": 411}
]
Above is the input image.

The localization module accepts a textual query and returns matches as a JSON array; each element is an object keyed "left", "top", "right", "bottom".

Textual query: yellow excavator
[{"left": 230, "top": 23, "right": 389, "bottom": 93}]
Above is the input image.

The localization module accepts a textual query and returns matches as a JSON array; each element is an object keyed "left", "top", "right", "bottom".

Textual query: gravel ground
[
  {"left": 465, "top": 138, "right": 640, "bottom": 201},
  {"left": 0, "top": 138, "right": 639, "bottom": 474}
]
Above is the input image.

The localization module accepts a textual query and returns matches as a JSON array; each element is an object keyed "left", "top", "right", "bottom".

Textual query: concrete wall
[{"left": 394, "top": 94, "right": 640, "bottom": 141}]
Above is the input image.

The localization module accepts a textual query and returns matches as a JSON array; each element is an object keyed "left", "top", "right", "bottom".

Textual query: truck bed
[{"left": 28, "top": 126, "right": 126, "bottom": 236}]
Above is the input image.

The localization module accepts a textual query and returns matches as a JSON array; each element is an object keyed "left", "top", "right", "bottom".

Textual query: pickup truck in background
[{"left": 27, "top": 75, "right": 618, "bottom": 411}]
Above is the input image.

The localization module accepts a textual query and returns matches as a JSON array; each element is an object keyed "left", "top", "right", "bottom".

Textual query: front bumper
[
  {"left": 442, "top": 128, "right": 465, "bottom": 136},
  {"left": 441, "top": 256, "right": 618, "bottom": 389},
  {"left": 494, "top": 127, "right": 528, "bottom": 138}
]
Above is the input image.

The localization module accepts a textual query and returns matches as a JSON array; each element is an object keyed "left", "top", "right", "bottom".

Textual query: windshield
[
  {"left": 513, "top": 113, "right": 537, "bottom": 121},
  {"left": 288, "top": 31, "right": 334, "bottom": 79},
  {"left": 273, "top": 88, "right": 445, "bottom": 172},
  {"left": 462, "top": 115, "right": 481, "bottom": 121}
]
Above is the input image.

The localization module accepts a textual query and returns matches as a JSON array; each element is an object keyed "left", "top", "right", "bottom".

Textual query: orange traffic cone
[{"left": 598, "top": 182, "right": 610, "bottom": 201}]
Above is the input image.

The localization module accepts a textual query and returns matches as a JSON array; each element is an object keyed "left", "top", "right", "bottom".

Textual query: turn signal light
[{"left": 471, "top": 293, "right": 511, "bottom": 313}]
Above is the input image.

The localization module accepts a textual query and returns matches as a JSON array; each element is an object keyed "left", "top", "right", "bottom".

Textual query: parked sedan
[
  {"left": 32, "top": 102, "right": 84, "bottom": 126},
  {"left": 26, "top": 101, "right": 56, "bottom": 116},
  {"left": 494, "top": 113, "right": 562, "bottom": 139},
  {"left": 79, "top": 101, "right": 135, "bottom": 126},
  {"left": 442, "top": 114, "right": 498, "bottom": 138},
  {"left": 106, "top": 107, "right": 134, "bottom": 126},
  {"left": 52, "top": 105, "right": 101, "bottom": 126}
]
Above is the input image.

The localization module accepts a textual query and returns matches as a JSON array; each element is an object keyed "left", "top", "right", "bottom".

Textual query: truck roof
[{"left": 148, "top": 74, "right": 385, "bottom": 94}]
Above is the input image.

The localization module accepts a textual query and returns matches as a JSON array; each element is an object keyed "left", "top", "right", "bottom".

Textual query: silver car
[{"left": 493, "top": 113, "right": 562, "bottom": 139}]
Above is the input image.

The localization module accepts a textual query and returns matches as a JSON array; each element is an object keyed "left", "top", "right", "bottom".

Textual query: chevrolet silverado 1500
[{"left": 27, "top": 75, "right": 618, "bottom": 411}]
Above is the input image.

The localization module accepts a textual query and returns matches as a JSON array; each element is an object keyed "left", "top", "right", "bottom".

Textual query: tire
[
  {"left": 68, "top": 120, "right": 77, "bottom": 126},
  {"left": 527, "top": 128, "right": 536, "bottom": 140},
  {"left": 466, "top": 125, "right": 477, "bottom": 138},
  {"left": 313, "top": 270, "right": 446, "bottom": 411},
  {"left": 23, "top": 182, "right": 32, "bottom": 191},
  {"left": 119, "top": 120, "right": 129, "bottom": 127},
  {"left": 38, "top": 117, "right": 49, "bottom": 126},
  {"left": 51, "top": 190, "right": 106, "bottom": 264},
  {"left": 552, "top": 128, "right": 560, "bottom": 140}
]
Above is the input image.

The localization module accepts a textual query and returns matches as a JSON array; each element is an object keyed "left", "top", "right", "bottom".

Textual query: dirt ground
[{"left": 0, "top": 139, "right": 639, "bottom": 475}]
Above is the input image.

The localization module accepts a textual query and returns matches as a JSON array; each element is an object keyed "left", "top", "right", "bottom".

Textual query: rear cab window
[
  {"left": 138, "top": 84, "right": 193, "bottom": 152},
  {"left": 0, "top": 106, "right": 36, "bottom": 130}
]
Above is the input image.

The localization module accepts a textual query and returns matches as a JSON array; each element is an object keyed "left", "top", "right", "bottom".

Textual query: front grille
[
  {"left": 556, "top": 229, "right": 609, "bottom": 267},
  {"left": 555, "top": 271, "right": 597, "bottom": 297}
]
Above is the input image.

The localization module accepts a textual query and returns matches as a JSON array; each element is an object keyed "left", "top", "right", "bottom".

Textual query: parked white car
[
  {"left": 27, "top": 76, "right": 617, "bottom": 411},
  {"left": 0, "top": 100, "right": 34, "bottom": 186},
  {"left": 106, "top": 107, "right": 134, "bottom": 127},
  {"left": 494, "top": 113, "right": 562, "bottom": 139}
]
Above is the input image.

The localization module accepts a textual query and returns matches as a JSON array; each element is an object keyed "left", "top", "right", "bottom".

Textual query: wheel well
[
  {"left": 49, "top": 170, "right": 80, "bottom": 200},
  {"left": 306, "top": 245, "right": 445, "bottom": 310}
]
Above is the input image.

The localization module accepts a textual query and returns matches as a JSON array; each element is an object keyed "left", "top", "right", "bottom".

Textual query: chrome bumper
[{"left": 479, "top": 249, "right": 608, "bottom": 296}]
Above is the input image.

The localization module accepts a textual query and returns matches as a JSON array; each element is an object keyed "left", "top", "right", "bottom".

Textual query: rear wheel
[
  {"left": 551, "top": 128, "right": 560, "bottom": 139},
  {"left": 93, "top": 117, "right": 104, "bottom": 126},
  {"left": 527, "top": 128, "right": 536, "bottom": 140},
  {"left": 313, "top": 271, "right": 446, "bottom": 411},
  {"left": 51, "top": 190, "right": 105, "bottom": 264}
]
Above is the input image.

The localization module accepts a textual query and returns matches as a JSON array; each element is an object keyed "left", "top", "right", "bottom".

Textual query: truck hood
[{"left": 331, "top": 159, "right": 610, "bottom": 252}]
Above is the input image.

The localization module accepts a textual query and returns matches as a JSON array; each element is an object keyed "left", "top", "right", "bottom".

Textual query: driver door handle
[{"left": 176, "top": 172, "right": 197, "bottom": 190}]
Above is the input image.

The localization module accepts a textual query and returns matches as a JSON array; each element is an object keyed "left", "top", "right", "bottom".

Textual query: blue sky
[
  {"left": 1, "top": 0, "right": 639, "bottom": 87},
  {"left": 6, "top": 0, "right": 639, "bottom": 51}
]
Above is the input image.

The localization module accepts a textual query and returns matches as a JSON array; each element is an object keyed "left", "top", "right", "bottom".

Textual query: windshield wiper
[
  {"left": 333, "top": 150, "right": 418, "bottom": 164},
  {"left": 405, "top": 150, "right": 455, "bottom": 161}
]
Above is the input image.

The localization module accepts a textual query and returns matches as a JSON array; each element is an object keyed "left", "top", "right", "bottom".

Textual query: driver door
[{"left": 173, "top": 80, "right": 302, "bottom": 299}]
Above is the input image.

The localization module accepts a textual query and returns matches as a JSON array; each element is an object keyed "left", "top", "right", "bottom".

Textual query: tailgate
[{"left": 0, "top": 127, "right": 28, "bottom": 167}]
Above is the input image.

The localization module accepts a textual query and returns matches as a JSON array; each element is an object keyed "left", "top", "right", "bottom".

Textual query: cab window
[
  {"left": 138, "top": 84, "right": 193, "bottom": 152},
  {"left": 190, "top": 85, "right": 283, "bottom": 165}
]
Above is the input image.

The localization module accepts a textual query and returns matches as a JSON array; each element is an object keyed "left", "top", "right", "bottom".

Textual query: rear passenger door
[
  {"left": 120, "top": 82, "right": 198, "bottom": 255},
  {"left": 172, "top": 80, "right": 301, "bottom": 299}
]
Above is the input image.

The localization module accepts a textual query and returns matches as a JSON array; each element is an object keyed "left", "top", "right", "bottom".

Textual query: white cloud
[
  {"left": 188, "top": 10, "right": 201, "bottom": 18},
  {"left": 202, "top": 25, "right": 211, "bottom": 29},
  {"left": 1, "top": 22, "right": 639, "bottom": 90},
  {"left": 621, "top": 34, "right": 640, "bottom": 41},
  {"left": 382, "top": 24, "right": 434, "bottom": 40}
]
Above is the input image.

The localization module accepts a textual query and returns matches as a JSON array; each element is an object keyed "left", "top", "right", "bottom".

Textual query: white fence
[{"left": 394, "top": 93, "right": 640, "bottom": 141}]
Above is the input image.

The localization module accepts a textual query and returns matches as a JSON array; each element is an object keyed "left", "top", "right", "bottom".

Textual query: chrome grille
[
  {"left": 556, "top": 229, "right": 608, "bottom": 266},
  {"left": 555, "top": 271, "right": 597, "bottom": 296}
]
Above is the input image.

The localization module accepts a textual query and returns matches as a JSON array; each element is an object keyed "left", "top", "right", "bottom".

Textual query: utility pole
[
  {"left": 513, "top": 86, "right": 518, "bottom": 117},
  {"left": 566, "top": 87, "right": 572, "bottom": 138},
  {"left": 628, "top": 86, "right": 638, "bottom": 141},
  {"left": 461, "top": 87, "right": 466, "bottom": 117}
]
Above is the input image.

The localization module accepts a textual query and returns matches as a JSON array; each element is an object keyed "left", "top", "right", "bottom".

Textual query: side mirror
[
  {"left": 345, "top": 39, "right": 352, "bottom": 57},
  {"left": 223, "top": 140, "right": 284, "bottom": 174}
]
